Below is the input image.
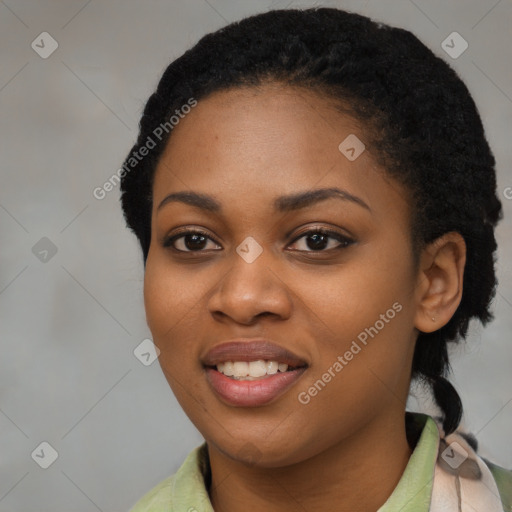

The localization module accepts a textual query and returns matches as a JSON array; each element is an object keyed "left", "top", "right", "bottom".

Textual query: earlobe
[{"left": 414, "top": 232, "right": 466, "bottom": 333}]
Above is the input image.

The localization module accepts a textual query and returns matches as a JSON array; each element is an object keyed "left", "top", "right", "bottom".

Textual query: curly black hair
[{"left": 119, "top": 7, "right": 502, "bottom": 435}]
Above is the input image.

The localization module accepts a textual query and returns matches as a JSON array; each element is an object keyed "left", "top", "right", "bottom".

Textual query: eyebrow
[{"left": 156, "top": 187, "right": 371, "bottom": 213}]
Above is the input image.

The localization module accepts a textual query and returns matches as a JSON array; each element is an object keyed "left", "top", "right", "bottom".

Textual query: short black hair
[{"left": 120, "top": 7, "right": 502, "bottom": 435}]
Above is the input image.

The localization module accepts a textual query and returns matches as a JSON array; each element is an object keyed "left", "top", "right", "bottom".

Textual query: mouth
[
  {"left": 202, "top": 340, "right": 308, "bottom": 407},
  {"left": 212, "top": 360, "right": 305, "bottom": 380}
]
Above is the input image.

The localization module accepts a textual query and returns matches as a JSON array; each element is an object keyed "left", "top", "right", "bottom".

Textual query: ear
[{"left": 414, "top": 232, "right": 466, "bottom": 333}]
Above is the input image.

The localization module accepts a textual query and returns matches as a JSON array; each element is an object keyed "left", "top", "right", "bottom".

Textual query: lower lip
[{"left": 205, "top": 367, "right": 307, "bottom": 407}]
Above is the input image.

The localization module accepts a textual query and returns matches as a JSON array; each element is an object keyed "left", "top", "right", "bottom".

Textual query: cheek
[
  {"left": 143, "top": 257, "right": 224, "bottom": 432},
  {"left": 290, "top": 246, "right": 414, "bottom": 339},
  {"left": 143, "top": 251, "right": 201, "bottom": 339},
  {"left": 143, "top": 251, "right": 229, "bottom": 394},
  {"left": 292, "top": 306, "right": 416, "bottom": 447},
  {"left": 143, "top": 269, "right": 171, "bottom": 338},
  {"left": 143, "top": 256, "right": 197, "bottom": 379},
  {"left": 143, "top": 257, "right": 205, "bottom": 401},
  {"left": 291, "top": 248, "right": 417, "bottom": 407}
]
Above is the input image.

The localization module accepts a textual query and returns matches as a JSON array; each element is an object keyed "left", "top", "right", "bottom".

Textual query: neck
[{"left": 208, "top": 412, "right": 413, "bottom": 512}]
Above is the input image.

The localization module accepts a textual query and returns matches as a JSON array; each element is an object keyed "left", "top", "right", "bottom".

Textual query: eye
[
  {"left": 288, "top": 228, "right": 354, "bottom": 252},
  {"left": 163, "top": 229, "right": 222, "bottom": 252},
  {"left": 163, "top": 227, "right": 354, "bottom": 253}
]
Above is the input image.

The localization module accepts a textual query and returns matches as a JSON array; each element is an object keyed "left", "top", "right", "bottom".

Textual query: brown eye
[
  {"left": 163, "top": 229, "right": 222, "bottom": 252},
  {"left": 288, "top": 229, "right": 354, "bottom": 252}
]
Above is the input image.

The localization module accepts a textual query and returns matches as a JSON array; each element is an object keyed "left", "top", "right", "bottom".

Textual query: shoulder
[
  {"left": 129, "top": 474, "right": 176, "bottom": 512},
  {"left": 128, "top": 444, "right": 210, "bottom": 512},
  {"left": 485, "top": 459, "right": 512, "bottom": 512}
]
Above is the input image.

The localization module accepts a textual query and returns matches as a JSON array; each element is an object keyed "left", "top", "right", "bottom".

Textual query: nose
[{"left": 207, "top": 247, "right": 293, "bottom": 325}]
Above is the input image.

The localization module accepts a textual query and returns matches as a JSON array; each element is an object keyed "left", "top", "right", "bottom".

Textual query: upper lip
[{"left": 202, "top": 339, "right": 308, "bottom": 368}]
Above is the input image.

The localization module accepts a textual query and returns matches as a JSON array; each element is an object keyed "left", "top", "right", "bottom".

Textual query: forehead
[{"left": 152, "top": 84, "right": 409, "bottom": 225}]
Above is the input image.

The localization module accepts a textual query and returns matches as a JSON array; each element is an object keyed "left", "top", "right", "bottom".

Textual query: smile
[
  {"left": 203, "top": 340, "right": 308, "bottom": 406},
  {"left": 216, "top": 360, "right": 298, "bottom": 380}
]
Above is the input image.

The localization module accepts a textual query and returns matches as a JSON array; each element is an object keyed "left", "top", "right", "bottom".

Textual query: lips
[
  {"left": 202, "top": 339, "right": 308, "bottom": 407},
  {"left": 202, "top": 340, "right": 308, "bottom": 367}
]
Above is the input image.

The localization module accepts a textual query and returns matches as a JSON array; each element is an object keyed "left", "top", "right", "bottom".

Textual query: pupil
[
  {"left": 186, "top": 234, "right": 207, "bottom": 250},
  {"left": 307, "top": 233, "right": 328, "bottom": 250}
]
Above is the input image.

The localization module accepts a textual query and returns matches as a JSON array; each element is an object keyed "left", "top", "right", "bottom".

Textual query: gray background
[{"left": 0, "top": 1, "right": 511, "bottom": 511}]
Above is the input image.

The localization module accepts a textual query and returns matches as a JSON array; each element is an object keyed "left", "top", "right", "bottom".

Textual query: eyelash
[{"left": 162, "top": 227, "right": 355, "bottom": 253}]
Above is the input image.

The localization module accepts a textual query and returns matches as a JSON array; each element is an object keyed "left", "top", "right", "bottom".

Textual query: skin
[{"left": 143, "top": 83, "right": 466, "bottom": 512}]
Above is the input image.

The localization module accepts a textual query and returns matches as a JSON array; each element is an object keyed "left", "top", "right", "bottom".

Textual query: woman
[{"left": 120, "top": 7, "right": 511, "bottom": 511}]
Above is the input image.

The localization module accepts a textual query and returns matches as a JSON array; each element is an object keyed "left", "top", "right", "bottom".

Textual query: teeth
[
  {"left": 266, "top": 361, "right": 279, "bottom": 375},
  {"left": 223, "top": 361, "right": 234, "bottom": 376},
  {"left": 249, "top": 360, "right": 267, "bottom": 377},
  {"left": 216, "top": 360, "right": 294, "bottom": 379},
  {"left": 233, "top": 361, "right": 249, "bottom": 377}
]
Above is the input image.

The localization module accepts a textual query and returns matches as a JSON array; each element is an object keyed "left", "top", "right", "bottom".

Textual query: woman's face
[{"left": 144, "top": 83, "right": 421, "bottom": 467}]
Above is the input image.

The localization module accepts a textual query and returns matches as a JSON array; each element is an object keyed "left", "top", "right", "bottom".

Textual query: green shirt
[{"left": 130, "top": 413, "right": 512, "bottom": 511}]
